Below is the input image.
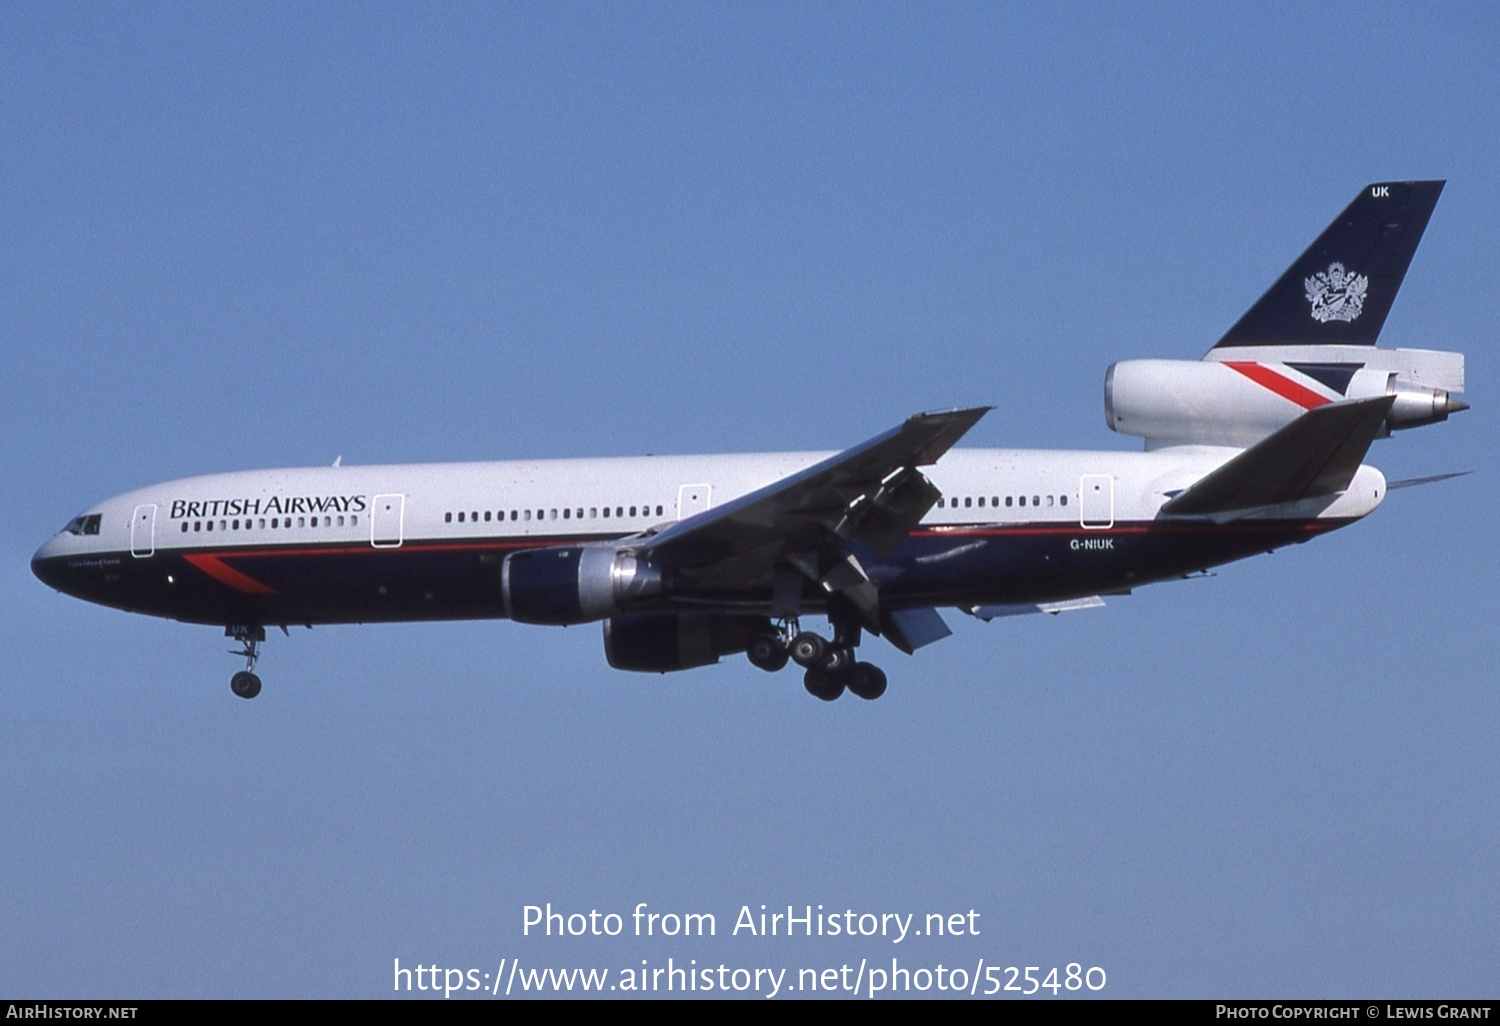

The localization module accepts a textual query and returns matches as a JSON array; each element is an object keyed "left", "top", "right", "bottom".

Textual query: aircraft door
[
  {"left": 130, "top": 503, "right": 156, "bottom": 558},
  {"left": 1079, "top": 475, "right": 1114, "bottom": 529},
  {"left": 677, "top": 483, "right": 712, "bottom": 520},
  {"left": 371, "top": 494, "right": 405, "bottom": 548}
]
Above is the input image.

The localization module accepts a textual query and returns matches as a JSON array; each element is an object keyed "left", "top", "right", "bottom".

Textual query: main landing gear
[
  {"left": 227, "top": 625, "right": 265, "bottom": 699},
  {"left": 746, "top": 620, "right": 889, "bottom": 701}
]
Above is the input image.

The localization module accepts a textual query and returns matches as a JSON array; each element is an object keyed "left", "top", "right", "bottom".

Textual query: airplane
[{"left": 32, "top": 181, "right": 1467, "bottom": 702}]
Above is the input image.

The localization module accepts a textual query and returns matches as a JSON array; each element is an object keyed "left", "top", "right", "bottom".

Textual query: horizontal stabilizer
[
  {"left": 1161, "top": 396, "right": 1395, "bottom": 516},
  {"left": 1387, "top": 470, "right": 1471, "bottom": 491}
]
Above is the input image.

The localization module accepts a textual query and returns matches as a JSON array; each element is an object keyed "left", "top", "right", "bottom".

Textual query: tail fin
[{"left": 1212, "top": 181, "right": 1444, "bottom": 350}]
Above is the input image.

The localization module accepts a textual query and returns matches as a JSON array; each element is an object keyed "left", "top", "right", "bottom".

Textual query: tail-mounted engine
[
  {"left": 502, "top": 545, "right": 665, "bottom": 626},
  {"left": 603, "top": 613, "right": 767, "bottom": 672},
  {"left": 1106, "top": 348, "right": 1466, "bottom": 448}
]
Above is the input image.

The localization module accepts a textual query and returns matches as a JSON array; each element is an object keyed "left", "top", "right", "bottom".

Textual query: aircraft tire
[
  {"left": 789, "top": 632, "right": 828, "bottom": 669},
  {"left": 747, "top": 634, "right": 789, "bottom": 672},
  {"left": 803, "top": 668, "right": 845, "bottom": 702},
  {"left": 230, "top": 671, "right": 262, "bottom": 700},
  {"left": 847, "top": 663, "right": 888, "bottom": 701},
  {"left": 820, "top": 645, "right": 855, "bottom": 675}
]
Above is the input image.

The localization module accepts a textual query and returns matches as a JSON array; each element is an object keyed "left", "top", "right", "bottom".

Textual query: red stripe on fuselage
[
  {"left": 182, "top": 553, "right": 278, "bottom": 594},
  {"left": 1224, "top": 361, "right": 1331, "bottom": 409},
  {"left": 175, "top": 519, "right": 1339, "bottom": 576}
]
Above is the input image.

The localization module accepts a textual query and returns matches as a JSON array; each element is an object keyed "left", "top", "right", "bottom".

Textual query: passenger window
[
  {"left": 1019, "top": 496, "right": 1026, "bottom": 507},
  {"left": 563, "top": 508, "right": 571, "bottom": 519},
  {"left": 181, "top": 522, "right": 188, "bottom": 533}
]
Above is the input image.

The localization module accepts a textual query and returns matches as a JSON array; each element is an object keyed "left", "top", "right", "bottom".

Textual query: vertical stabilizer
[{"left": 1211, "top": 181, "right": 1444, "bottom": 350}]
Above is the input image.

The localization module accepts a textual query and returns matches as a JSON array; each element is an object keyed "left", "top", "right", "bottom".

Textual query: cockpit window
[{"left": 63, "top": 514, "right": 102, "bottom": 536}]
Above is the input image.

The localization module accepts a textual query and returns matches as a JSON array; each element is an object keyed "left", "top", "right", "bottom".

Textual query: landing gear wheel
[
  {"left": 803, "top": 668, "right": 845, "bottom": 702},
  {"left": 820, "top": 645, "right": 855, "bottom": 676},
  {"left": 230, "top": 670, "right": 262, "bottom": 700},
  {"left": 747, "top": 634, "right": 790, "bottom": 672},
  {"left": 847, "top": 662, "right": 888, "bottom": 701},
  {"left": 789, "top": 632, "right": 828, "bottom": 669}
]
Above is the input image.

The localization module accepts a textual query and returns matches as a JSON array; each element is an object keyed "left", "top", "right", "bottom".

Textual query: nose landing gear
[{"left": 226, "top": 625, "right": 265, "bottom": 699}]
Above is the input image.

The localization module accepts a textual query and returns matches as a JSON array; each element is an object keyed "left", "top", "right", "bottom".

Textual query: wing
[{"left": 634, "top": 407, "right": 989, "bottom": 620}]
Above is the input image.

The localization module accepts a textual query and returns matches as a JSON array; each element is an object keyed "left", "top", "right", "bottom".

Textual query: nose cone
[{"left": 32, "top": 535, "right": 69, "bottom": 591}]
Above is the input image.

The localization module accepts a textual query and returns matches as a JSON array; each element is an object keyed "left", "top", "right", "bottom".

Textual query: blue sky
[{"left": 3, "top": 2, "right": 1496, "bottom": 998}]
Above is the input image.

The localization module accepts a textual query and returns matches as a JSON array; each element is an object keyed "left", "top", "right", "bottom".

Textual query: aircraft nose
[{"left": 32, "top": 536, "right": 69, "bottom": 590}]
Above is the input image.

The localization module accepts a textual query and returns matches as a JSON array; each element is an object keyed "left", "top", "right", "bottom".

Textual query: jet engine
[
  {"left": 501, "top": 545, "right": 664, "bottom": 626},
  {"left": 1105, "top": 356, "right": 1466, "bottom": 448},
  {"left": 603, "top": 613, "right": 767, "bottom": 672}
]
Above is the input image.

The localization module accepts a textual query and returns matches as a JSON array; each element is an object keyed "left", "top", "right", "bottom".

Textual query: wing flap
[
  {"left": 880, "top": 607, "right": 953, "bottom": 654},
  {"left": 638, "top": 407, "right": 989, "bottom": 571},
  {"left": 966, "top": 596, "right": 1106, "bottom": 621}
]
